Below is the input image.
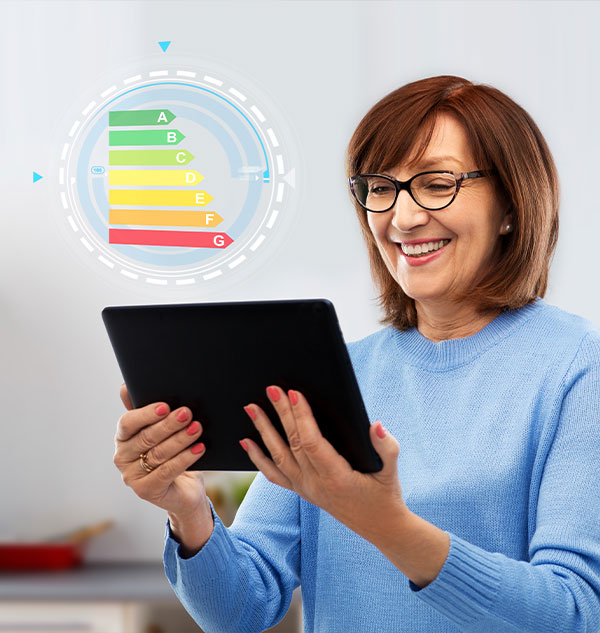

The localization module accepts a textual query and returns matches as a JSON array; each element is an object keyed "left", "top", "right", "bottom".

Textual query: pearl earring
[{"left": 505, "top": 224, "right": 512, "bottom": 233}]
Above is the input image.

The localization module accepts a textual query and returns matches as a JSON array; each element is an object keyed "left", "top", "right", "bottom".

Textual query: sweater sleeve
[
  {"left": 163, "top": 472, "right": 301, "bottom": 633},
  {"left": 408, "top": 331, "right": 600, "bottom": 633}
]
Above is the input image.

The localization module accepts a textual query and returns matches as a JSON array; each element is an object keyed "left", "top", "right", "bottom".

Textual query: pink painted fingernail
[
  {"left": 186, "top": 421, "right": 200, "bottom": 436},
  {"left": 156, "top": 404, "right": 168, "bottom": 416},
  {"left": 243, "top": 405, "right": 256, "bottom": 421},
  {"left": 176, "top": 409, "right": 189, "bottom": 423},
  {"left": 267, "top": 386, "right": 280, "bottom": 402},
  {"left": 376, "top": 422, "right": 386, "bottom": 439},
  {"left": 289, "top": 390, "right": 298, "bottom": 405},
  {"left": 191, "top": 443, "right": 205, "bottom": 454},
  {"left": 239, "top": 439, "right": 248, "bottom": 452}
]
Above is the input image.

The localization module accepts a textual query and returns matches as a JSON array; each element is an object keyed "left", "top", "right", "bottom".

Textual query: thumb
[
  {"left": 120, "top": 383, "right": 133, "bottom": 411},
  {"left": 370, "top": 421, "right": 400, "bottom": 480}
]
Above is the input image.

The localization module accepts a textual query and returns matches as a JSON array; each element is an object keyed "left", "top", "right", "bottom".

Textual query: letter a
[{"left": 157, "top": 111, "right": 168, "bottom": 123}]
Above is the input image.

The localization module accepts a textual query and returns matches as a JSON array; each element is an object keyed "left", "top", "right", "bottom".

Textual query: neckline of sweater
[{"left": 388, "top": 297, "right": 546, "bottom": 369}]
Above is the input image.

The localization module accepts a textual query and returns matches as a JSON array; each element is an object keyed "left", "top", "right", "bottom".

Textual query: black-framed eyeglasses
[{"left": 348, "top": 170, "right": 496, "bottom": 212}]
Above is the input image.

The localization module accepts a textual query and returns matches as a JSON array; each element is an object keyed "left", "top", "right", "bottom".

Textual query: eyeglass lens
[{"left": 353, "top": 173, "right": 457, "bottom": 211}]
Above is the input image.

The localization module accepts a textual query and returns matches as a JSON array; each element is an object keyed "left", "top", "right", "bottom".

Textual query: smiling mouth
[{"left": 397, "top": 239, "right": 452, "bottom": 257}]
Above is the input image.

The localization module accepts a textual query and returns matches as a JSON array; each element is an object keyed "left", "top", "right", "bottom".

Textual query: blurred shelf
[
  {"left": 0, "top": 562, "right": 302, "bottom": 632},
  {"left": 0, "top": 562, "right": 174, "bottom": 601}
]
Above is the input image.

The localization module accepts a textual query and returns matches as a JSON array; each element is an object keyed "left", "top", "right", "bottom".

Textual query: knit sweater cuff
[
  {"left": 408, "top": 531, "right": 502, "bottom": 628},
  {"left": 163, "top": 498, "right": 238, "bottom": 583}
]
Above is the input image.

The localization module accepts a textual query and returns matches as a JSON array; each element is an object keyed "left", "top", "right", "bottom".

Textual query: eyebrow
[{"left": 382, "top": 155, "right": 463, "bottom": 176}]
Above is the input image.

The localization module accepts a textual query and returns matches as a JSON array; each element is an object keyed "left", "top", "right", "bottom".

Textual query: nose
[{"left": 390, "top": 188, "right": 432, "bottom": 234}]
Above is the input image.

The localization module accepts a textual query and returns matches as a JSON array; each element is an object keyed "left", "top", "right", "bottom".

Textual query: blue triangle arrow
[
  {"left": 33, "top": 172, "right": 43, "bottom": 183},
  {"left": 158, "top": 41, "right": 171, "bottom": 52}
]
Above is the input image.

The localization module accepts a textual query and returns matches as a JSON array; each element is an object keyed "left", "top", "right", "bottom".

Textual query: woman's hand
[
  {"left": 240, "top": 386, "right": 410, "bottom": 546},
  {"left": 113, "top": 383, "right": 209, "bottom": 521}
]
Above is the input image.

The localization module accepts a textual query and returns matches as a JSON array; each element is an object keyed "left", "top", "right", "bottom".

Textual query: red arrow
[{"left": 109, "top": 229, "right": 233, "bottom": 248}]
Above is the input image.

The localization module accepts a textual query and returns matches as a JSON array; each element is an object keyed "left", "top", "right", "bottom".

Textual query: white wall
[{"left": 1, "top": 0, "right": 598, "bottom": 560}]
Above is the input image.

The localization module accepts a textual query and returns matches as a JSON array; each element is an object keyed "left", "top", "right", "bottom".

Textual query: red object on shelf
[{"left": 0, "top": 543, "right": 85, "bottom": 571}]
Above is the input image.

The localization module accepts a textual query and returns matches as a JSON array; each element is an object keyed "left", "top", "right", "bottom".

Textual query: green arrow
[
  {"left": 109, "top": 149, "right": 195, "bottom": 166},
  {"left": 109, "top": 129, "right": 185, "bottom": 146},
  {"left": 109, "top": 110, "right": 176, "bottom": 126}
]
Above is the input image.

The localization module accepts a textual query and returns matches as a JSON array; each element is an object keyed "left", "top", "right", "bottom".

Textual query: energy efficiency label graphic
[{"left": 55, "top": 53, "right": 301, "bottom": 287}]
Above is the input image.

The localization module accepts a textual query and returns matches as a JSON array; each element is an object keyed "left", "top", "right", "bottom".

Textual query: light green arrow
[
  {"left": 109, "top": 150, "right": 195, "bottom": 166},
  {"left": 109, "top": 129, "right": 185, "bottom": 146},
  {"left": 109, "top": 110, "right": 176, "bottom": 126}
]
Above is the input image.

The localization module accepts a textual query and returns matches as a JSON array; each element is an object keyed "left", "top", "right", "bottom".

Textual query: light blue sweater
[{"left": 163, "top": 297, "right": 600, "bottom": 632}]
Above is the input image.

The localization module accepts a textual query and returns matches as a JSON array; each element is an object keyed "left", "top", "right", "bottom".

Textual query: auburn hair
[{"left": 344, "top": 75, "right": 559, "bottom": 331}]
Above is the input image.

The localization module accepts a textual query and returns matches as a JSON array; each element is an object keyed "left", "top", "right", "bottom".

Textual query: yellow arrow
[
  {"left": 109, "top": 190, "right": 214, "bottom": 207},
  {"left": 109, "top": 209, "right": 223, "bottom": 227},
  {"left": 109, "top": 170, "right": 204, "bottom": 186}
]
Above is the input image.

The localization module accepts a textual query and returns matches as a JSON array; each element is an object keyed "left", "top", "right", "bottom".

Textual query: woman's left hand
[{"left": 240, "top": 385, "right": 410, "bottom": 545}]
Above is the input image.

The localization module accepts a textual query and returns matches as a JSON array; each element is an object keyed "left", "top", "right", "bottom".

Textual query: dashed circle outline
[{"left": 58, "top": 69, "right": 294, "bottom": 286}]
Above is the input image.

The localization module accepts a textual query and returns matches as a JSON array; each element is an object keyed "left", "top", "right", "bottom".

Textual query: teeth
[{"left": 401, "top": 239, "right": 450, "bottom": 256}]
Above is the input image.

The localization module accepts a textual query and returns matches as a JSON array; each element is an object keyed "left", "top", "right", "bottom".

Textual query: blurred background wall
[{"left": 1, "top": 0, "right": 598, "bottom": 564}]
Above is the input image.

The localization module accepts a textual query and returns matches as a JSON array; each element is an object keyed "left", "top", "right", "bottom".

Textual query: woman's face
[{"left": 366, "top": 113, "right": 512, "bottom": 310}]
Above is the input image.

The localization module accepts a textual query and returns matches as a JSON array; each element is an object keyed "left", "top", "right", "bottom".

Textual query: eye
[
  {"left": 370, "top": 184, "right": 394, "bottom": 195},
  {"left": 425, "top": 181, "right": 454, "bottom": 191},
  {"left": 414, "top": 173, "right": 457, "bottom": 196}
]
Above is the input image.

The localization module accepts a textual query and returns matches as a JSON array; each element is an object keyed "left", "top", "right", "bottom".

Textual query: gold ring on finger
[{"left": 139, "top": 452, "right": 155, "bottom": 473}]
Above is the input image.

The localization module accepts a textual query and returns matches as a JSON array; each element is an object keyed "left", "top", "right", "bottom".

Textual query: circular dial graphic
[{"left": 57, "top": 61, "right": 300, "bottom": 287}]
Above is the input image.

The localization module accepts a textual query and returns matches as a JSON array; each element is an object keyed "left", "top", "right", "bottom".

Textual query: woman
[{"left": 113, "top": 75, "right": 600, "bottom": 633}]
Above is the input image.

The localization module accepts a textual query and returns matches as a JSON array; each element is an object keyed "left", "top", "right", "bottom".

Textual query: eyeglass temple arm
[{"left": 462, "top": 169, "right": 496, "bottom": 180}]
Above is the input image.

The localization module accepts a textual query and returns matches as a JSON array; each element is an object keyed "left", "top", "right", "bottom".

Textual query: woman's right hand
[{"left": 113, "top": 383, "right": 209, "bottom": 521}]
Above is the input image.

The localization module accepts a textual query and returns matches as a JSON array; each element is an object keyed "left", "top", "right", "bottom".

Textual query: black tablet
[{"left": 102, "top": 299, "right": 382, "bottom": 473}]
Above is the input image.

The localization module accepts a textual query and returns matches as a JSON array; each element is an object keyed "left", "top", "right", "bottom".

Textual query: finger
[
  {"left": 265, "top": 385, "right": 317, "bottom": 476},
  {"left": 119, "top": 406, "right": 197, "bottom": 462},
  {"left": 241, "top": 437, "right": 294, "bottom": 491},
  {"left": 243, "top": 401, "right": 305, "bottom": 482},
  {"left": 127, "top": 440, "right": 207, "bottom": 493},
  {"left": 120, "top": 383, "right": 133, "bottom": 411},
  {"left": 125, "top": 417, "right": 205, "bottom": 474},
  {"left": 115, "top": 401, "right": 172, "bottom": 443},
  {"left": 288, "top": 389, "right": 352, "bottom": 478},
  {"left": 368, "top": 421, "right": 401, "bottom": 484}
]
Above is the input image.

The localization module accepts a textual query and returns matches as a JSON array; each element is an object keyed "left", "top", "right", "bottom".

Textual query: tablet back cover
[{"left": 102, "top": 299, "right": 382, "bottom": 472}]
